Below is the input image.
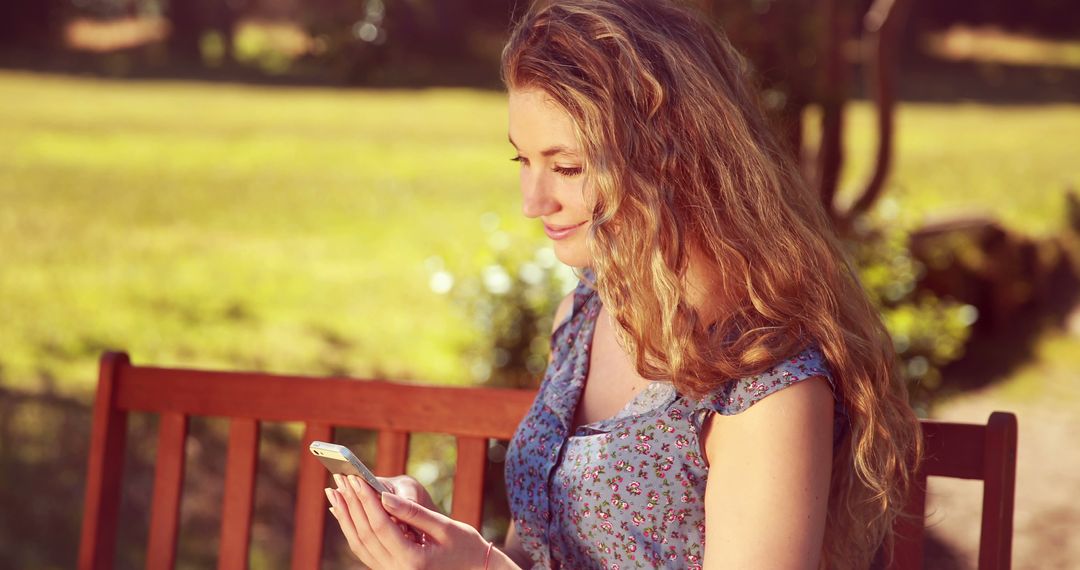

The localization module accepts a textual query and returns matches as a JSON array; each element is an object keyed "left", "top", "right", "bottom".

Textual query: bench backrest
[
  {"left": 78, "top": 352, "right": 1017, "bottom": 569},
  {"left": 77, "top": 352, "right": 535, "bottom": 569},
  {"left": 884, "top": 411, "right": 1018, "bottom": 570}
]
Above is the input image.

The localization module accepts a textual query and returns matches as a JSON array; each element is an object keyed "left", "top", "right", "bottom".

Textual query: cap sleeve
[{"left": 690, "top": 344, "right": 836, "bottom": 434}]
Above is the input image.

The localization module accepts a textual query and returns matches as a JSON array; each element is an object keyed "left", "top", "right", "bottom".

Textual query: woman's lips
[{"left": 544, "top": 221, "right": 586, "bottom": 240}]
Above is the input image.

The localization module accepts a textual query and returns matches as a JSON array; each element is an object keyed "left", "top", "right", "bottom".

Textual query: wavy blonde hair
[{"left": 502, "top": 1, "right": 923, "bottom": 567}]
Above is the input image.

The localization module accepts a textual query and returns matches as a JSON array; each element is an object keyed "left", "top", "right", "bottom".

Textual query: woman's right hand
[
  {"left": 326, "top": 473, "right": 505, "bottom": 570},
  {"left": 376, "top": 475, "right": 437, "bottom": 541},
  {"left": 377, "top": 475, "right": 438, "bottom": 513}
]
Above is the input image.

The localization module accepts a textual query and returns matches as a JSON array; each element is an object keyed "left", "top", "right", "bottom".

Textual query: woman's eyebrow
[{"left": 508, "top": 134, "right": 578, "bottom": 157}]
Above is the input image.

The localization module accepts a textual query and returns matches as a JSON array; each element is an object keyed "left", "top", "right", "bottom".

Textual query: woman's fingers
[
  {"left": 376, "top": 476, "right": 399, "bottom": 494},
  {"left": 379, "top": 492, "right": 493, "bottom": 569},
  {"left": 375, "top": 477, "right": 415, "bottom": 536},
  {"left": 379, "top": 475, "right": 417, "bottom": 503},
  {"left": 334, "top": 474, "right": 491, "bottom": 570},
  {"left": 379, "top": 489, "right": 455, "bottom": 544},
  {"left": 335, "top": 474, "right": 394, "bottom": 565},
  {"left": 380, "top": 475, "right": 438, "bottom": 512},
  {"left": 378, "top": 475, "right": 428, "bottom": 541},
  {"left": 325, "top": 487, "right": 375, "bottom": 564},
  {"left": 348, "top": 475, "right": 419, "bottom": 556}
]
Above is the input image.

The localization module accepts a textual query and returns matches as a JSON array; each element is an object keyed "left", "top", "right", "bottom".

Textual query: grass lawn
[{"left": 1, "top": 70, "right": 1078, "bottom": 400}]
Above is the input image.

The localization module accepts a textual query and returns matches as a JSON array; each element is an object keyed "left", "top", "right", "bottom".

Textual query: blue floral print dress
[{"left": 504, "top": 267, "right": 848, "bottom": 570}]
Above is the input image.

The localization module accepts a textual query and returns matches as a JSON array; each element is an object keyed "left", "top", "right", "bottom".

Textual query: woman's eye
[{"left": 511, "top": 156, "right": 581, "bottom": 178}]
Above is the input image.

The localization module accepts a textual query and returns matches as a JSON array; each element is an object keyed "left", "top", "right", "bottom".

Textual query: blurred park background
[{"left": 1, "top": 0, "right": 1078, "bottom": 568}]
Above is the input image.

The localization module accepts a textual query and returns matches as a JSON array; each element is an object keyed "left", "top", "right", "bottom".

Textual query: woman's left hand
[{"left": 326, "top": 474, "right": 491, "bottom": 570}]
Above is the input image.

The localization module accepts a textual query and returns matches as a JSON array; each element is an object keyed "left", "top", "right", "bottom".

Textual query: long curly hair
[{"left": 501, "top": 1, "right": 923, "bottom": 567}]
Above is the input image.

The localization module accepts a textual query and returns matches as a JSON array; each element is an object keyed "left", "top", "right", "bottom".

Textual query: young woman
[{"left": 324, "top": 1, "right": 923, "bottom": 568}]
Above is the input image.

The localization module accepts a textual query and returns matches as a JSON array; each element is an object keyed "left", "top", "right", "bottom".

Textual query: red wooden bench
[
  {"left": 77, "top": 352, "right": 535, "bottom": 569},
  {"left": 78, "top": 352, "right": 1017, "bottom": 569}
]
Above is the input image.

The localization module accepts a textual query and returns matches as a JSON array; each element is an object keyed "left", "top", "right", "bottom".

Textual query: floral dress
[{"left": 504, "top": 267, "right": 848, "bottom": 570}]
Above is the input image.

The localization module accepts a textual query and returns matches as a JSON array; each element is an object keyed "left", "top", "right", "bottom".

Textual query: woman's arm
[{"left": 700, "top": 375, "right": 835, "bottom": 569}]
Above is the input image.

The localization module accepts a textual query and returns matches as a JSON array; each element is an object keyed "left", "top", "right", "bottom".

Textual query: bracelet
[{"left": 483, "top": 540, "right": 494, "bottom": 570}]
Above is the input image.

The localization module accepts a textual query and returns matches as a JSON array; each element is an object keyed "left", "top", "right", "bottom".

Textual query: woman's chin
[{"left": 552, "top": 242, "right": 591, "bottom": 269}]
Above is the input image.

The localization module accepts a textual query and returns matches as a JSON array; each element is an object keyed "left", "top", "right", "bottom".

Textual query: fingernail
[
  {"left": 324, "top": 488, "right": 335, "bottom": 504},
  {"left": 348, "top": 475, "right": 362, "bottom": 493},
  {"left": 333, "top": 474, "right": 342, "bottom": 489},
  {"left": 381, "top": 491, "right": 404, "bottom": 512}
]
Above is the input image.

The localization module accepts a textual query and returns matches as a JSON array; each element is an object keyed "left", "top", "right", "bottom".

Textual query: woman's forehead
[{"left": 508, "top": 88, "right": 579, "bottom": 152}]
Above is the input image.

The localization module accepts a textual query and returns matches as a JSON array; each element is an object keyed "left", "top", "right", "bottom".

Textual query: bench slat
[
  {"left": 979, "top": 412, "right": 1017, "bottom": 570},
  {"left": 921, "top": 421, "right": 985, "bottom": 479},
  {"left": 146, "top": 412, "right": 188, "bottom": 570},
  {"left": 376, "top": 430, "right": 409, "bottom": 477},
  {"left": 78, "top": 352, "right": 130, "bottom": 570},
  {"left": 291, "top": 422, "right": 334, "bottom": 570},
  {"left": 115, "top": 366, "right": 533, "bottom": 439},
  {"left": 218, "top": 419, "right": 260, "bottom": 570},
  {"left": 450, "top": 437, "right": 488, "bottom": 530},
  {"left": 887, "top": 473, "right": 928, "bottom": 570}
]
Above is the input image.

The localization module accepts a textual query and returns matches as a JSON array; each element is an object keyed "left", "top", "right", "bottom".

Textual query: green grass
[
  {"left": 1, "top": 70, "right": 1078, "bottom": 399},
  {"left": 0, "top": 71, "right": 534, "bottom": 394}
]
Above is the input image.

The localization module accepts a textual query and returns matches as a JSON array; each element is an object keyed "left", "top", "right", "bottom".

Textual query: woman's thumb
[
  {"left": 382, "top": 477, "right": 419, "bottom": 504},
  {"left": 380, "top": 492, "right": 449, "bottom": 537}
]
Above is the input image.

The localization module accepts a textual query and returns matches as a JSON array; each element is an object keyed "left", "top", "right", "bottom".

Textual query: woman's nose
[{"left": 521, "top": 172, "right": 559, "bottom": 219}]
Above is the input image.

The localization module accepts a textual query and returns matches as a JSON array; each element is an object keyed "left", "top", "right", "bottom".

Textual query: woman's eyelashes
[{"left": 510, "top": 156, "right": 583, "bottom": 178}]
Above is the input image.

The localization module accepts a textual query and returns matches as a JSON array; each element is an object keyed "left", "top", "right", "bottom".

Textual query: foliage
[
  {"left": 846, "top": 207, "right": 978, "bottom": 414},
  {"left": 425, "top": 214, "right": 579, "bottom": 389}
]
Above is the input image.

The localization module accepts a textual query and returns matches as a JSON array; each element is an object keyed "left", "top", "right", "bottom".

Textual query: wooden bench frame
[
  {"left": 77, "top": 352, "right": 535, "bottom": 569},
  {"left": 885, "top": 410, "right": 1018, "bottom": 570},
  {"left": 78, "top": 352, "right": 1017, "bottom": 569}
]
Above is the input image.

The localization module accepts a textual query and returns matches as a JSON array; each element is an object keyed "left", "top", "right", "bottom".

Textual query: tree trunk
[
  {"left": 167, "top": 0, "right": 206, "bottom": 63},
  {"left": 816, "top": 0, "right": 854, "bottom": 227},
  {"left": 846, "top": 0, "right": 914, "bottom": 223}
]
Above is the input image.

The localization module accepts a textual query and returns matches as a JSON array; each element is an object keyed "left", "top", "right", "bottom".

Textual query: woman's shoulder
[{"left": 695, "top": 343, "right": 836, "bottom": 417}]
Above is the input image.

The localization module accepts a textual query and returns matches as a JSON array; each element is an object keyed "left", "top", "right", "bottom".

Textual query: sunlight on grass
[{"left": 0, "top": 71, "right": 529, "bottom": 396}]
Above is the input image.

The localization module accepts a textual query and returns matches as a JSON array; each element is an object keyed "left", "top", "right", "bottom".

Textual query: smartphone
[
  {"left": 311, "top": 441, "right": 423, "bottom": 543},
  {"left": 309, "top": 441, "right": 391, "bottom": 494}
]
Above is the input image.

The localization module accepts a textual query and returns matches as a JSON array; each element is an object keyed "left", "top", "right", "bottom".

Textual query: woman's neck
[{"left": 684, "top": 244, "right": 733, "bottom": 331}]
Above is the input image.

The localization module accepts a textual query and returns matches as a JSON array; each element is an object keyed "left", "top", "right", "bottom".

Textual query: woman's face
[{"left": 508, "top": 87, "right": 594, "bottom": 268}]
